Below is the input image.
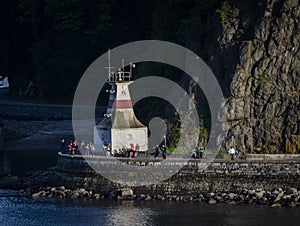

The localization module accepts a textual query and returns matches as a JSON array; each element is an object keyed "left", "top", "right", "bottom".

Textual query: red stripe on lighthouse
[{"left": 109, "top": 100, "right": 133, "bottom": 109}]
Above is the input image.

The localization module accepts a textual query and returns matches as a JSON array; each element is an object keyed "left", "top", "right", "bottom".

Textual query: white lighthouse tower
[{"left": 94, "top": 51, "right": 148, "bottom": 154}]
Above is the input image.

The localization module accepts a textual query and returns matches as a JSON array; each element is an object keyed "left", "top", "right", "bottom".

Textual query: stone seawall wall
[{"left": 51, "top": 154, "right": 300, "bottom": 196}]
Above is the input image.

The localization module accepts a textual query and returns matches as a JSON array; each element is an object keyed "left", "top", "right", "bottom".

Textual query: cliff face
[{"left": 205, "top": 0, "right": 300, "bottom": 153}]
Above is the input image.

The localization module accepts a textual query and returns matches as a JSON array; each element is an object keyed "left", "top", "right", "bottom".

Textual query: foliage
[
  {"left": 249, "top": 41, "right": 255, "bottom": 55},
  {"left": 44, "top": 0, "right": 85, "bottom": 31},
  {"left": 216, "top": 1, "right": 232, "bottom": 22},
  {"left": 0, "top": 5, "right": 218, "bottom": 109},
  {"left": 166, "top": 118, "right": 181, "bottom": 147},
  {"left": 1, "top": 0, "right": 226, "bottom": 102},
  {"left": 199, "top": 127, "right": 208, "bottom": 145},
  {"left": 32, "top": 31, "right": 92, "bottom": 99}
]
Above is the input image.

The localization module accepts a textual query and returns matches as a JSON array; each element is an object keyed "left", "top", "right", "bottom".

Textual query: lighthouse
[{"left": 94, "top": 51, "right": 148, "bottom": 154}]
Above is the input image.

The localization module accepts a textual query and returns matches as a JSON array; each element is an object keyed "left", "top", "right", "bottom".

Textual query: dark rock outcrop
[{"left": 203, "top": 0, "right": 300, "bottom": 153}]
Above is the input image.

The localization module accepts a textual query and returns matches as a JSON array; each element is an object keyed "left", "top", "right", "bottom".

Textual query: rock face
[{"left": 205, "top": 0, "right": 300, "bottom": 153}]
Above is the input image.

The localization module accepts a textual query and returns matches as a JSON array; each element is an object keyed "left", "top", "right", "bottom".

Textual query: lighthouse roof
[{"left": 112, "top": 110, "right": 146, "bottom": 129}]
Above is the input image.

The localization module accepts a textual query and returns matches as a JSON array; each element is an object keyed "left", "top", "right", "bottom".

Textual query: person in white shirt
[{"left": 228, "top": 146, "right": 235, "bottom": 160}]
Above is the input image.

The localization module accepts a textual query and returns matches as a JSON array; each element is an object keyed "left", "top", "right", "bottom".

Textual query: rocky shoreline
[
  {"left": 1, "top": 168, "right": 299, "bottom": 208},
  {"left": 2, "top": 151, "right": 300, "bottom": 208},
  {"left": 22, "top": 185, "right": 300, "bottom": 208}
]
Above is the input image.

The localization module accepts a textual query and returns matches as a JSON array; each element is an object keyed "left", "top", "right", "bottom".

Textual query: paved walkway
[{"left": 58, "top": 152, "right": 300, "bottom": 163}]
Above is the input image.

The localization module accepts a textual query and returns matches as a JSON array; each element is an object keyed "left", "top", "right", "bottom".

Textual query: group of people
[
  {"left": 105, "top": 143, "right": 140, "bottom": 158},
  {"left": 60, "top": 138, "right": 96, "bottom": 156},
  {"left": 60, "top": 138, "right": 143, "bottom": 158},
  {"left": 127, "top": 143, "right": 140, "bottom": 158},
  {"left": 228, "top": 146, "right": 246, "bottom": 160},
  {"left": 155, "top": 144, "right": 167, "bottom": 159},
  {"left": 59, "top": 139, "right": 246, "bottom": 161},
  {"left": 192, "top": 146, "right": 205, "bottom": 159}
]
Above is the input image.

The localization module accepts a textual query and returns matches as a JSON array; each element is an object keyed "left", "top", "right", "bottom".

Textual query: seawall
[
  {"left": 5, "top": 153, "right": 298, "bottom": 207},
  {"left": 33, "top": 153, "right": 300, "bottom": 195}
]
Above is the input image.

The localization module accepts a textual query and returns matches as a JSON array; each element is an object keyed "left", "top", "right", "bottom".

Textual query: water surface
[{"left": 0, "top": 189, "right": 300, "bottom": 226}]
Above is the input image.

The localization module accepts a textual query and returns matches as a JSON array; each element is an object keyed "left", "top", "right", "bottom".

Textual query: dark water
[
  {"left": 1, "top": 150, "right": 57, "bottom": 176},
  {"left": 1, "top": 189, "right": 300, "bottom": 226},
  {"left": 1, "top": 150, "right": 300, "bottom": 226}
]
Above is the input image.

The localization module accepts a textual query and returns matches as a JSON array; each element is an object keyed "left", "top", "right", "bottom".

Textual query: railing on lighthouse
[{"left": 105, "top": 49, "right": 135, "bottom": 82}]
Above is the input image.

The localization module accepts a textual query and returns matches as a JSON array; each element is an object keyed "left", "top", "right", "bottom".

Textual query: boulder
[
  {"left": 32, "top": 191, "right": 46, "bottom": 198},
  {"left": 145, "top": 195, "right": 152, "bottom": 201},
  {"left": 57, "top": 186, "right": 66, "bottom": 191},
  {"left": 79, "top": 188, "right": 86, "bottom": 193},
  {"left": 228, "top": 193, "right": 236, "bottom": 200},
  {"left": 70, "top": 191, "right": 80, "bottom": 199},
  {"left": 274, "top": 193, "right": 284, "bottom": 202},
  {"left": 271, "top": 203, "right": 281, "bottom": 208},
  {"left": 208, "top": 199, "right": 217, "bottom": 204},
  {"left": 215, "top": 196, "right": 223, "bottom": 202},
  {"left": 120, "top": 188, "right": 133, "bottom": 197},
  {"left": 248, "top": 190, "right": 256, "bottom": 195},
  {"left": 255, "top": 191, "right": 264, "bottom": 199},
  {"left": 93, "top": 194, "right": 102, "bottom": 200},
  {"left": 286, "top": 187, "right": 297, "bottom": 195},
  {"left": 114, "top": 188, "right": 134, "bottom": 200}
]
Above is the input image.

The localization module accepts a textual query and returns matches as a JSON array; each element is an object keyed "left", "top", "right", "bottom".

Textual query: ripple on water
[{"left": 1, "top": 190, "right": 300, "bottom": 226}]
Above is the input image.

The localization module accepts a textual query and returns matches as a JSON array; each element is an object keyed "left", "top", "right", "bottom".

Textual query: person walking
[
  {"left": 161, "top": 145, "right": 167, "bottom": 159},
  {"left": 72, "top": 140, "right": 79, "bottom": 155},
  {"left": 60, "top": 138, "right": 66, "bottom": 153},
  {"left": 85, "top": 143, "right": 90, "bottom": 156},
  {"left": 80, "top": 140, "right": 85, "bottom": 154},
  {"left": 67, "top": 141, "right": 73, "bottom": 155},
  {"left": 91, "top": 143, "right": 95, "bottom": 157},
  {"left": 199, "top": 146, "right": 204, "bottom": 159},
  {"left": 106, "top": 143, "right": 111, "bottom": 157},
  {"left": 196, "top": 146, "right": 201, "bottom": 159},
  {"left": 135, "top": 143, "right": 140, "bottom": 158},
  {"left": 129, "top": 143, "right": 135, "bottom": 158},
  {"left": 228, "top": 146, "right": 235, "bottom": 160},
  {"left": 155, "top": 145, "right": 160, "bottom": 159}
]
